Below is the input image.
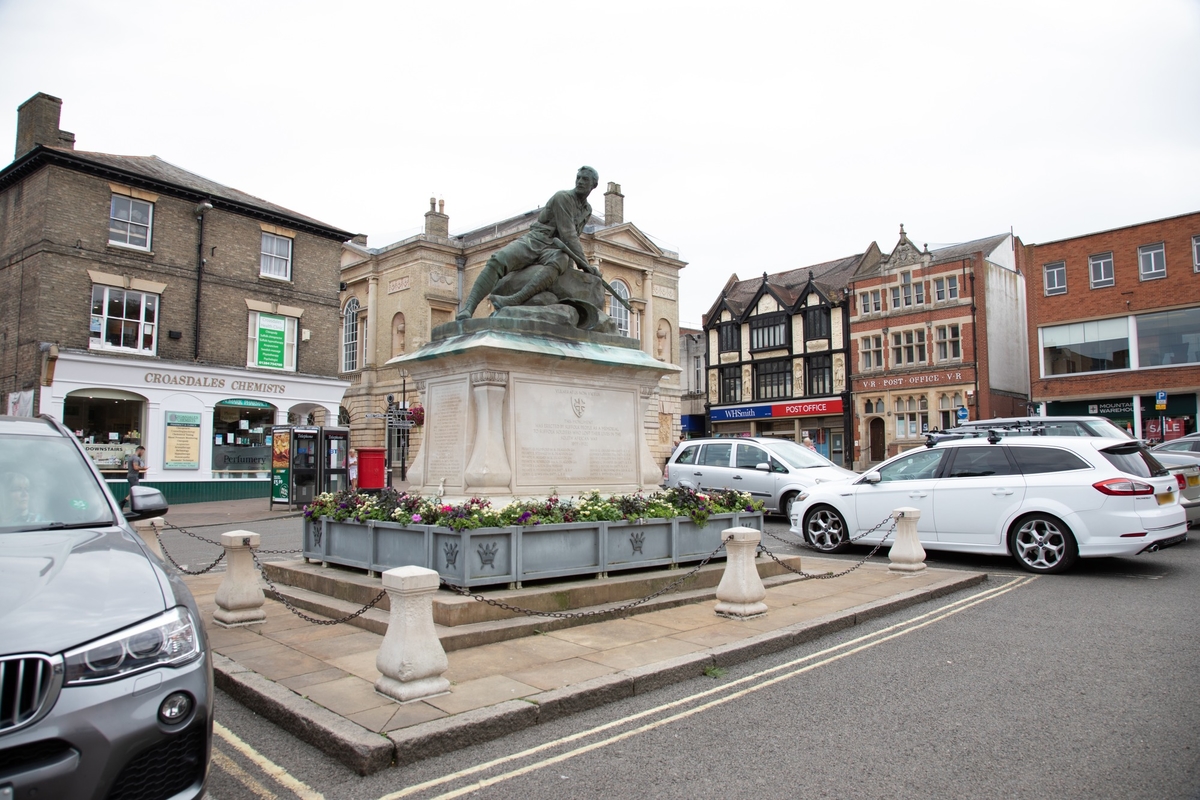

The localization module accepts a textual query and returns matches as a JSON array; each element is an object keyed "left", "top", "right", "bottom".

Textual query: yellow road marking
[
  {"left": 211, "top": 748, "right": 277, "bottom": 799},
  {"left": 215, "top": 720, "right": 325, "bottom": 800},
  {"left": 380, "top": 575, "right": 1034, "bottom": 799}
]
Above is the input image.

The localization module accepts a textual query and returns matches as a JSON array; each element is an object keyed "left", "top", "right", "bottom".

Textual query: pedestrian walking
[
  {"left": 348, "top": 448, "right": 358, "bottom": 491},
  {"left": 802, "top": 436, "right": 817, "bottom": 451},
  {"left": 126, "top": 445, "right": 146, "bottom": 486}
]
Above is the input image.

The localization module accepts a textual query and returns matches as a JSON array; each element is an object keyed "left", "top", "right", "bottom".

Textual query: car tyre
[
  {"left": 804, "top": 505, "right": 851, "bottom": 553},
  {"left": 1008, "top": 513, "right": 1078, "bottom": 574},
  {"left": 780, "top": 491, "right": 799, "bottom": 521}
]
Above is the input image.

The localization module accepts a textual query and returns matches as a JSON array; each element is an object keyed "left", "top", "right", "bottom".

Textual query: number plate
[
  {"left": 1188, "top": 474, "right": 1200, "bottom": 488},
  {"left": 1156, "top": 491, "right": 1175, "bottom": 505}
]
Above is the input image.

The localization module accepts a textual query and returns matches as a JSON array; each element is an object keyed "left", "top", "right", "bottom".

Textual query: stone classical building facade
[
  {"left": 847, "top": 228, "right": 1029, "bottom": 467},
  {"left": 0, "top": 93, "right": 351, "bottom": 501},
  {"left": 339, "top": 182, "right": 687, "bottom": 473},
  {"left": 702, "top": 250, "right": 879, "bottom": 467},
  {"left": 1022, "top": 211, "right": 1200, "bottom": 439}
]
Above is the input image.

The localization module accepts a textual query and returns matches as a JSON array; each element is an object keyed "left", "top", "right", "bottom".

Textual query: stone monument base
[{"left": 387, "top": 319, "right": 679, "bottom": 504}]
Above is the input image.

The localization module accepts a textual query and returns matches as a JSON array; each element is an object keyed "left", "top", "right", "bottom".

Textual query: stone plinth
[
  {"left": 131, "top": 516, "right": 165, "bottom": 559},
  {"left": 375, "top": 566, "right": 450, "bottom": 703},
  {"left": 213, "top": 530, "right": 266, "bottom": 628},
  {"left": 714, "top": 526, "right": 768, "bottom": 619},
  {"left": 387, "top": 321, "right": 679, "bottom": 503},
  {"left": 888, "top": 507, "right": 927, "bottom": 573}
]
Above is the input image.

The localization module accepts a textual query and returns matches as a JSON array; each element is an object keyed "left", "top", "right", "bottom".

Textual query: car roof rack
[{"left": 924, "top": 428, "right": 1004, "bottom": 447}]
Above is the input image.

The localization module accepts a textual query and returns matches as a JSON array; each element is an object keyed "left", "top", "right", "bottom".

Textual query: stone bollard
[
  {"left": 131, "top": 516, "right": 165, "bottom": 560},
  {"left": 375, "top": 566, "right": 451, "bottom": 703},
  {"left": 213, "top": 531, "right": 267, "bottom": 628},
  {"left": 714, "top": 526, "right": 768, "bottom": 619},
  {"left": 888, "top": 507, "right": 927, "bottom": 573}
]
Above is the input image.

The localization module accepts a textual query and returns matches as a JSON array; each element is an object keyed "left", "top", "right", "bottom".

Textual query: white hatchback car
[
  {"left": 662, "top": 437, "right": 857, "bottom": 518},
  {"left": 789, "top": 435, "right": 1188, "bottom": 573}
]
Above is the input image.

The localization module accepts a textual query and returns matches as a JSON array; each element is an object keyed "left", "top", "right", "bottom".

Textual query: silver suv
[
  {"left": 662, "top": 436, "right": 856, "bottom": 517},
  {"left": 0, "top": 415, "right": 212, "bottom": 800}
]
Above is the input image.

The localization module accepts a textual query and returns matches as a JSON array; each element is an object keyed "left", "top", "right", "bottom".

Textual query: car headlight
[{"left": 63, "top": 606, "right": 202, "bottom": 684}]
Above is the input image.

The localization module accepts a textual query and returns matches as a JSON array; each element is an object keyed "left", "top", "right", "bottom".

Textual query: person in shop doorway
[
  {"left": 126, "top": 446, "right": 147, "bottom": 487},
  {"left": 348, "top": 448, "right": 359, "bottom": 491},
  {"left": 802, "top": 436, "right": 817, "bottom": 451}
]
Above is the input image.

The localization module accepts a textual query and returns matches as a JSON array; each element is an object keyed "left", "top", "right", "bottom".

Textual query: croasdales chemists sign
[{"left": 256, "top": 314, "right": 286, "bottom": 369}]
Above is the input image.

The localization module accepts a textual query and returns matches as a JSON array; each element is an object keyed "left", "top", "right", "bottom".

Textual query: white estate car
[
  {"left": 789, "top": 434, "right": 1188, "bottom": 573},
  {"left": 662, "top": 437, "right": 856, "bottom": 518}
]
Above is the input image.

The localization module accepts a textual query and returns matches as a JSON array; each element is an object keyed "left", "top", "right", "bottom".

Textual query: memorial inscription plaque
[
  {"left": 514, "top": 381, "right": 637, "bottom": 488},
  {"left": 425, "top": 381, "right": 467, "bottom": 488}
]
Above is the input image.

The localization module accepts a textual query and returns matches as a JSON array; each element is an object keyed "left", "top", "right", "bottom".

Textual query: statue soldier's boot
[
  {"left": 490, "top": 264, "right": 560, "bottom": 310},
  {"left": 456, "top": 263, "right": 502, "bottom": 320}
]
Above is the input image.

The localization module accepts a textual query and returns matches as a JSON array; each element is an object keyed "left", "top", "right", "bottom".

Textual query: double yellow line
[{"left": 383, "top": 575, "right": 1036, "bottom": 800}]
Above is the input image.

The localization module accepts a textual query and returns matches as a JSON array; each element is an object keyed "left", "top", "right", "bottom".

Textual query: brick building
[
  {"left": 702, "top": 250, "right": 879, "bottom": 467},
  {"left": 0, "top": 93, "right": 352, "bottom": 501},
  {"left": 339, "top": 181, "right": 687, "bottom": 470},
  {"left": 1023, "top": 211, "right": 1200, "bottom": 438},
  {"left": 848, "top": 228, "right": 1028, "bottom": 467}
]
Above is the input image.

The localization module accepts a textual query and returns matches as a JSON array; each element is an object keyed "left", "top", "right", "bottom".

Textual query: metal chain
[
  {"left": 163, "top": 512, "right": 305, "bottom": 530},
  {"left": 771, "top": 511, "right": 899, "bottom": 552},
  {"left": 758, "top": 536, "right": 888, "bottom": 580},
  {"left": 160, "top": 522, "right": 301, "bottom": 555},
  {"left": 441, "top": 536, "right": 735, "bottom": 619},
  {"left": 163, "top": 522, "right": 223, "bottom": 547},
  {"left": 154, "top": 530, "right": 227, "bottom": 575},
  {"left": 756, "top": 515, "right": 899, "bottom": 581},
  {"left": 251, "top": 550, "right": 388, "bottom": 626}
]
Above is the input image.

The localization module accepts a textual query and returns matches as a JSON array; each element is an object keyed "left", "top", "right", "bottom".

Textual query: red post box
[{"left": 357, "top": 447, "right": 386, "bottom": 489}]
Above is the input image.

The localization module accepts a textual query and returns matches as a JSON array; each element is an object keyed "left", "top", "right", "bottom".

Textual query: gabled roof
[
  {"left": 0, "top": 145, "right": 353, "bottom": 241},
  {"left": 703, "top": 249, "right": 874, "bottom": 327},
  {"left": 855, "top": 229, "right": 1012, "bottom": 279},
  {"left": 927, "top": 233, "right": 1010, "bottom": 266}
]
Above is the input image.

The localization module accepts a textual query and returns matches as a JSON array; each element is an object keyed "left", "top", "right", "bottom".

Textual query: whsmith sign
[{"left": 710, "top": 399, "right": 843, "bottom": 422}]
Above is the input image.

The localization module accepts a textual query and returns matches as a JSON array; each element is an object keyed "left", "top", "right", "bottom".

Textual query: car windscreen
[
  {"left": 0, "top": 434, "right": 114, "bottom": 532},
  {"left": 764, "top": 438, "right": 835, "bottom": 469},
  {"left": 1099, "top": 442, "right": 1168, "bottom": 479}
]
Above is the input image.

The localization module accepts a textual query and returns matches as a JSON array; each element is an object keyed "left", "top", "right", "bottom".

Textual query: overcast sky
[{"left": 2, "top": 0, "right": 1197, "bottom": 328}]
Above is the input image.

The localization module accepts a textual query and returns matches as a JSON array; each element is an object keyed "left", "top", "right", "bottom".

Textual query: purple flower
[{"left": 412, "top": 513, "right": 422, "bottom": 523}]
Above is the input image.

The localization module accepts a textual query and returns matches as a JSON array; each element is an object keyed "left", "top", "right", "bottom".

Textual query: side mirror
[
  {"left": 124, "top": 485, "right": 169, "bottom": 520},
  {"left": 859, "top": 471, "right": 882, "bottom": 485},
  {"left": 755, "top": 462, "right": 771, "bottom": 472}
]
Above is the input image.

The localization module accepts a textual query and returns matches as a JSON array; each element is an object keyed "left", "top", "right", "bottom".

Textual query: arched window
[
  {"left": 392, "top": 312, "right": 406, "bottom": 358},
  {"left": 342, "top": 298, "right": 360, "bottom": 372},
  {"left": 609, "top": 280, "right": 631, "bottom": 337}
]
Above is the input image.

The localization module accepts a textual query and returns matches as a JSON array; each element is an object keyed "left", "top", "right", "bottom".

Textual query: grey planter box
[{"left": 303, "top": 511, "right": 763, "bottom": 588}]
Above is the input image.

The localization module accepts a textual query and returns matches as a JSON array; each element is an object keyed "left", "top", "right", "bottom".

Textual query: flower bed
[{"left": 301, "top": 488, "right": 765, "bottom": 587}]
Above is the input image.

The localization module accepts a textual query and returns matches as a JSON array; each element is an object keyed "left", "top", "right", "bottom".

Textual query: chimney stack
[
  {"left": 15, "top": 93, "right": 75, "bottom": 160},
  {"left": 604, "top": 182, "right": 624, "bottom": 225},
  {"left": 424, "top": 197, "right": 449, "bottom": 238}
]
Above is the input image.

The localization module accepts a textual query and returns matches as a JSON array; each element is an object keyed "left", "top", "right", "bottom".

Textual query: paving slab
[{"left": 193, "top": 553, "right": 988, "bottom": 776}]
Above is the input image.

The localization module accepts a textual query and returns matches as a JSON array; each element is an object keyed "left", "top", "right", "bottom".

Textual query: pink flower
[
  {"left": 412, "top": 514, "right": 422, "bottom": 523},
  {"left": 442, "top": 505, "right": 452, "bottom": 513}
]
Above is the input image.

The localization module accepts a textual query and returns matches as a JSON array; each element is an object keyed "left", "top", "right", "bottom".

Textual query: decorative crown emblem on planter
[
  {"left": 477, "top": 542, "right": 499, "bottom": 568},
  {"left": 630, "top": 531, "right": 645, "bottom": 554},
  {"left": 443, "top": 541, "right": 459, "bottom": 569},
  {"left": 572, "top": 397, "right": 586, "bottom": 418}
]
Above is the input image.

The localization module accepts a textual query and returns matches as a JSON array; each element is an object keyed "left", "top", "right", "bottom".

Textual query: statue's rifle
[{"left": 551, "top": 237, "right": 633, "bottom": 313}]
